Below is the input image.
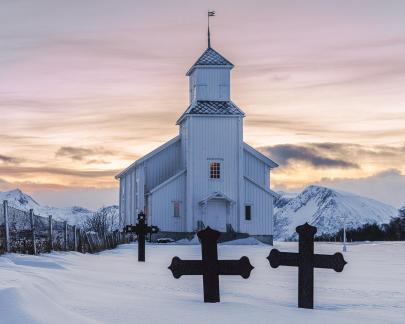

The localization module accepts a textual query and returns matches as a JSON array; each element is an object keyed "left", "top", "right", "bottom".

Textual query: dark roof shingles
[
  {"left": 188, "top": 101, "right": 243, "bottom": 115},
  {"left": 192, "top": 48, "right": 233, "bottom": 67}
]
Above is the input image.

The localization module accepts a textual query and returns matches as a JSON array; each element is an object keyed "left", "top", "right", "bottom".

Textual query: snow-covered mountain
[
  {"left": 274, "top": 191, "right": 297, "bottom": 210},
  {"left": 399, "top": 205, "right": 405, "bottom": 218},
  {"left": 0, "top": 189, "right": 96, "bottom": 225},
  {"left": 274, "top": 185, "right": 398, "bottom": 240}
]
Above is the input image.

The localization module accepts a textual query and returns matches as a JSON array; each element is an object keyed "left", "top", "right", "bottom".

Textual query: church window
[
  {"left": 193, "top": 85, "right": 197, "bottom": 100},
  {"left": 245, "top": 205, "right": 252, "bottom": 221},
  {"left": 173, "top": 201, "right": 180, "bottom": 217},
  {"left": 210, "top": 162, "right": 221, "bottom": 179}
]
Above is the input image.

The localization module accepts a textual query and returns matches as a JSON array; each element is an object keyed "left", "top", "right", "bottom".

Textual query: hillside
[
  {"left": 0, "top": 189, "right": 117, "bottom": 226},
  {"left": 274, "top": 185, "right": 398, "bottom": 240}
]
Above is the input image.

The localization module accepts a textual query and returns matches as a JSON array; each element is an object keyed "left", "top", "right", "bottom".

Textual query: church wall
[
  {"left": 241, "top": 178, "right": 273, "bottom": 235},
  {"left": 120, "top": 168, "right": 136, "bottom": 225},
  {"left": 124, "top": 172, "right": 131, "bottom": 225},
  {"left": 144, "top": 139, "right": 182, "bottom": 192},
  {"left": 119, "top": 177, "right": 125, "bottom": 227},
  {"left": 149, "top": 172, "right": 186, "bottom": 232},
  {"left": 187, "top": 116, "right": 242, "bottom": 231},
  {"left": 244, "top": 150, "right": 267, "bottom": 188}
]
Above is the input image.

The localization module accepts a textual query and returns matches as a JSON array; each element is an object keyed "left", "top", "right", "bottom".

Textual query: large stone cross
[
  {"left": 168, "top": 227, "right": 254, "bottom": 303},
  {"left": 124, "top": 211, "right": 159, "bottom": 262},
  {"left": 267, "top": 223, "right": 347, "bottom": 309}
]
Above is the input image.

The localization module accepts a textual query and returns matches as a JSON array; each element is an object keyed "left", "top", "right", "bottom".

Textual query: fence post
[
  {"left": 73, "top": 225, "right": 77, "bottom": 251},
  {"left": 29, "top": 209, "right": 37, "bottom": 255},
  {"left": 79, "top": 229, "right": 83, "bottom": 253},
  {"left": 48, "top": 215, "right": 53, "bottom": 252},
  {"left": 85, "top": 232, "right": 93, "bottom": 253},
  {"left": 64, "top": 221, "right": 68, "bottom": 251},
  {"left": 3, "top": 201, "right": 10, "bottom": 253}
]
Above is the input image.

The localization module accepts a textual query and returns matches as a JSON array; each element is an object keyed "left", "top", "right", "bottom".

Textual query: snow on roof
[
  {"left": 176, "top": 101, "right": 244, "bottom": 124},
  {"left": 186, "top": 47, "right": 233, "bottom": 75}
]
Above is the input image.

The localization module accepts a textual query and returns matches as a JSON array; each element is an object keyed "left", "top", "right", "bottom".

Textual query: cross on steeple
[{"left": 267, "top": 223, "right": 347, "bottom": 309}]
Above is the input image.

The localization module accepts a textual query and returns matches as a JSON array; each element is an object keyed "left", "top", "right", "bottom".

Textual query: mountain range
[
  {"left": 0, "top": 189, "right": 118, "bottom": 226},
  {"left": 274, "top": 185, "right": 399, "bottom": 240},
  {"left": 0, "top": 187, "right": 400, "bottom": 240}
]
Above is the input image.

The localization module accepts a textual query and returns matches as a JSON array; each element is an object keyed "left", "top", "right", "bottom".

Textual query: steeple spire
[{"left": 207, "top": 11, "right": 215, "bottom": 48}]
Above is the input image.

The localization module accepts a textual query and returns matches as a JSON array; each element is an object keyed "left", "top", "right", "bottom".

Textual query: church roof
[
  {"left": 186, "top": 47, "right": 234, "bottom": 75},
  {"left": 176, "top": 100, "right": 244, "bottom": 124}
]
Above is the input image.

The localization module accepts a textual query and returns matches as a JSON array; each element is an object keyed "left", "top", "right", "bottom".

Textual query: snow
[
  {"left": 219, "top": 237, "right": 266, "bottom": 245},
  {"left": 174, "top": 235, "right": 200, "bottom": 245},
  {"left": 1, "top": 242, "right": 404, "bottom": 323},
  {"left": 0, "top": 189, "right": 118, "bottom": 226},
  {"left": 275, "top": 185, "right": 398, "bottom": 240}
]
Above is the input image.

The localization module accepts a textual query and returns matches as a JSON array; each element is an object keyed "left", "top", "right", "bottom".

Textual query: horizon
[
  {"left": 1, "top": 1, "right": 405, "bottom": 209},
  {"left": 0, "top": 184, "right": 401, "bottom": 211}
]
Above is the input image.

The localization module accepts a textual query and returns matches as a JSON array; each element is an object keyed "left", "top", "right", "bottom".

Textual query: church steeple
[
  {"left": 176, "top": 14, "right": 244, "bottom": 124},
  {"left": 185, "top": 11, "right": 234, "bottom": 104},
  {"left": 177, "top": 44, "right": 243, "bottom": 124}
]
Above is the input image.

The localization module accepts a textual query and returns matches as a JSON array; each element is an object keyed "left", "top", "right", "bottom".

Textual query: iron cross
[
  {"left": 168, "top": 227, "right": 254, "bottom": 303},
  {"left": 267, "top": 223, "right": 347, "bottom": 309},
  {"left": 124, "top": 211, "right": 159, "bottom": 262}
]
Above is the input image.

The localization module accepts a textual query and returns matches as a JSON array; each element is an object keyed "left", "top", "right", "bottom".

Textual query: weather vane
[{"left": 208, "top": 11, "right": 215, "bottom": 48}]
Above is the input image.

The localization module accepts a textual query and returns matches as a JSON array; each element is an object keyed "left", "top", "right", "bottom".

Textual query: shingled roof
[
  {"left": 177, "top": 100, "right": 244, "bottom": 124},
  {"left": 186, "top": 47, "right": 233, "bottom": 75}
]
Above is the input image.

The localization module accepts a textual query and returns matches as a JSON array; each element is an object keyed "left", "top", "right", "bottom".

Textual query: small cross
[
  {"left": 267, "top": 223, "right": 347, "bottom": 309},
  {"left": 124, "top": 211, "right": 159, "bottom": 262},
  {"left": 168, "top": 227, "right": 254, "bottom": 303}
]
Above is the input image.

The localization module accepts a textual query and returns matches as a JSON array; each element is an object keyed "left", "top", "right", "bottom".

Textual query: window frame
[
  {"left": 173, "top": 201, "right": 181, "bottom": 218},
  {"left": 209, "top": 161, "right": 221, "bottom": 179},
  {"left": 245, "top": 204, "right": 252, "bottom": 221}
]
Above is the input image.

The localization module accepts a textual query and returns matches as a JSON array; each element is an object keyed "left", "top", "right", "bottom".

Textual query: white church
[{"left": 116, "top": 33, "right": 278, "bottom": 244}]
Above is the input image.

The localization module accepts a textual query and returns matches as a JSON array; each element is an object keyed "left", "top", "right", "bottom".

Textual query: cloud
[
  {"left": 0, "top": 154, "right": 21, "bottom": 164},
  {"left": 0, "top": 165, "right": 119, "bottom": 178},
  {"left": 374, "top": 168, "right": 403, "bottom": 177},
  {"left": 260, "top": 144, "right": 359, "bottom": 169},
  {"left": 266, "top": 142, "right": 405, "bottom": 207},
  {"left": 55, "top": 146, "right": 114, "bottom": 161},
  {"left": 260, "top": 142, "right": 405, "bottom": 169},
  {"left": 0, "top": 177, "right": 12, "bottom": 189},
  {"left": 315, "top": 169, "right": 405, "bottom": 208}
]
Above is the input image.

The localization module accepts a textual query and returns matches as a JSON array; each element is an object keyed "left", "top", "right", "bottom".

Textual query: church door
[{"left": 205, "top": 200, "right": 227, "bottom": 232}]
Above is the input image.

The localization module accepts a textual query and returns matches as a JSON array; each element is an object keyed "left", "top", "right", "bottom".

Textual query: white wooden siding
[
  {"left": 240, "top": 178, "right": 273, "bottom": 235},
  {"left": 192, "top": 68, "right": 230, "bottom": 102},
  {"left": 186, "top": 116, "right": 242, "bottom": 231},
  {"left": 244, "top": 149, "right": 267, "bottom": 188},
  {"left": 144, "top": 139, "right": 182, "bottom": 192},
  {"left": 149, "top": 172, "right": 186, "bottom": 232}
]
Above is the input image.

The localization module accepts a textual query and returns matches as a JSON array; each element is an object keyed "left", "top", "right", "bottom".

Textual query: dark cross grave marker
[
  {"left": 124, "top": 211, "right": 159, "bottom": 262},
  {"left": 168, "top": 227, "right": 254, "bottom": 303},
  {"left": 267, "top": 222, "right": 347, "bottom": 309}
]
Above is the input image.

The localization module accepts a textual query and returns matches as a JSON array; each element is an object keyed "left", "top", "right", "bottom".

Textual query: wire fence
[{"left": 0, "top": 200, "right": 130, "bottom": 255}]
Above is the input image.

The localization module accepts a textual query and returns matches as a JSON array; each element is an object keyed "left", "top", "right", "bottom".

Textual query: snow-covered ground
[{"left": 1, "top": 242, "right": 404, "bottom": 323}]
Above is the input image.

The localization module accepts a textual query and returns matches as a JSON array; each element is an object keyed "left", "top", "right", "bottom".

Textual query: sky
[{"left": 0, "top": 0, "right": 404, "bottom": 209}]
